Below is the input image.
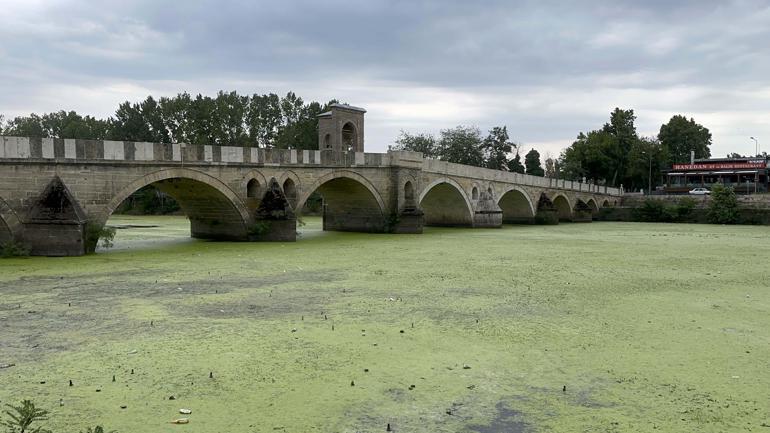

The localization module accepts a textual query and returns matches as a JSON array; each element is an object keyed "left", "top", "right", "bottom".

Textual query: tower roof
[{"left": 316, "top": 103, "right": 367, "bottom": 118}]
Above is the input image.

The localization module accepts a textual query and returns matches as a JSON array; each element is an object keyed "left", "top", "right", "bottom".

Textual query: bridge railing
[
  {"left": 1, "top": 136, "right": 621, "bottom": 196},
  {"left": 0, "top": 136, "right": 392, "bottom": 166},
  {"left": 420, "top": 156, "right": 621, "bottom": 196}
]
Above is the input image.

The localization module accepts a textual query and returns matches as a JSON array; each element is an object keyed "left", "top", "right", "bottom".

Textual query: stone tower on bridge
[{"left": 317, "top": 104, "right": 366, "bottom": 152}]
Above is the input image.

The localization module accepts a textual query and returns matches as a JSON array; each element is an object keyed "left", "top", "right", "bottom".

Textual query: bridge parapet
[
  {"left": 1, "top": 136, "right": 621, "bottom": 197},
  {"left": 422, "top": 156, "right": 620, "bottom": 196},
  {"left": 0, "top": 136, "right": 393, "bottom": 167}
]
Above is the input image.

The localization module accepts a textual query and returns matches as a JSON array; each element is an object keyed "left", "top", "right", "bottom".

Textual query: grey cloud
[{"left": 1, "top": 0, "right": 769, "bottom": 155}]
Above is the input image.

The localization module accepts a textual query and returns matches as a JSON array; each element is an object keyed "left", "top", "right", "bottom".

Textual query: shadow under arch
[
  {"left": 418, "top": 178, "right": 474, "bottom": 227},
  {"left": 586, "top": 198, "right": 599, "bottom": 215},
  {"left": 105, "top": 168, "right": 251, "bottom": 241},
  {"left": 296, "top": 170, "right": 386, "bottom": 233},
  {"left": 498, "top": 187, "right": 535, "bottom": 224},
  {"left": 551, "top": 194, "right": 573, "bottom": 222}
]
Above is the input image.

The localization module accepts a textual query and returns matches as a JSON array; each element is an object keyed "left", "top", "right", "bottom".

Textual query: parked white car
[{"left": 688, "top": 187, "right": 711, "bottom": 195}]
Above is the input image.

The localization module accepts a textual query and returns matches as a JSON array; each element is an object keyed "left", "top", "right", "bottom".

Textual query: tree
[
  {"left": 273, "top": 100, "right": 326, "bottom": 150},
  {"left": 389, "top": 131, "right": 438, "bottom": 157},
  {"left": 524, "top": 148, "right": 544, "bottom": 176},
  {"left": 544, "top": 156, "right": 559, "bottom": 178},
  {"left": 247, "top": 93, "right": 282, "bottom": 147},
  {"left": 4, "top": 113, "right": 46, "bottom": 137},
  {"left": 602, "top": 108, "right": 638, "bottom": 186},
  {"left": 482, "top": 126, "right": 513, "bottom": 170},
  {"left": 437, "top": 126, "right": 484, "bottom": 167},
  {"left": 559, "top": 108, "right": 642, "bottom": 187},
  {"left": 707, "top": 184, "right": 739, "bottom": 224},
  {"left": 508, "top": 151, "right": 525, "bottom": 173},
  {"left": 659, "top": 115, "right": 712, "bottom": 164},
  {"left": 627, "top": 136, "right": 666, "bottom": 192}
]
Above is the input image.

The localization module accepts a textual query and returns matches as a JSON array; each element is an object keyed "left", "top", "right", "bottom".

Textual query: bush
[
  {"left": 634, "top": 199, "right": 675, "bottom": 222},
  {"left": 672, "top": 197, "right": 697, "bottom": 221},
  {"left": 1, "top": 399, "right": 50, "bottom": 433},
  {"left": 0, "top": 240, "right": 30, "bottom": 258},
  {"left": 85, "top": 222, "right": 117, "bottom": 253},
  {"left": 707, "top": 184, "right": 739, "bottom": 224}
]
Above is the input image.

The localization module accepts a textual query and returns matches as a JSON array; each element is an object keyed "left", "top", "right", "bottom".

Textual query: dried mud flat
[{"left": 1, "top": 216, "right": 769, "bottom": 432}]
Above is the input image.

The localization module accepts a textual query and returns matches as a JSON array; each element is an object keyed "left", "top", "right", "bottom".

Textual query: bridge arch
[
  {"left": 551, "top": 194, "right": 573, "bottom": 221},
  {"left": 296, "top": 170, "right": 387, "bottom": 232},
  {"left": 418, "top": 178, "right": 474, "bottom": 227},
  {"left": 498, "top": 186, "right": 535, "bottom": 224},
  {"left": 242, "top": 170, "right": 268, "bottom": 200},
  {"left": 279, "top": 171, "right": 301, "bottom": 209},
  {"left": 105, "top": 168, "right": 251, "bottom": 241},
  {"left": 586, "top": 198, "right": 599, "bottom": 215}
]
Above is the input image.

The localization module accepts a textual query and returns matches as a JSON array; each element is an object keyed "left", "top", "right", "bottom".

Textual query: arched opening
[
  {"left": 498, "top": 189, "right": 535, "bottom": 224},
  {"left": 404, "top": 181, "right": 415, "bottom": 202},
  {"left": 602, "top": 200, "right": 610, "bottom": 207},
  {"left": 297, "top": 174, "right": 386, "bottom": 233},
  {"left": 419, "top": 181, "right": 473, "bottom": 227},
  {"left": 342, "top": 122, "right": 357, "bottom": 152},
  {"left": 283, "top": 178, "right": 297, "bottom": 209},
  {"left": 487, "top": 187, "right": 493, "bottom": 197},
  {"left": 104, "top": 171, "right": 250, "bottom": 252},
  {"left": 472, "top": 187, "right": 479, "bottom": 200},
  {"left": 586, "top": 199, "right": 599, "bottom": 215},
  {"left": 552, "top": 195, "right": 572, "bottom": 222},
  {"left": 323, "top": 133, "right": 332, "bottom": 149},
  {"left": 246, "top": 178, "right": 260, "bottom": 198}
]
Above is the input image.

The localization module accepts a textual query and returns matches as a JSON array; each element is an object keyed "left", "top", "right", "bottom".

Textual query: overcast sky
[{"left": 1, "top": 0, "right": 769, "bottom": 159}]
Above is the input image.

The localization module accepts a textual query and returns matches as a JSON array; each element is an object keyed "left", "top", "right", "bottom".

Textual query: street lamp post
[{"left": 750, "top": 137, "right": 760, "bottom": 193}]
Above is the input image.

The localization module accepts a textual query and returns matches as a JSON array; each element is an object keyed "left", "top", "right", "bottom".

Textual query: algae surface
[{"left": 1, "top": 216, "right": 768, "bottom": 432}]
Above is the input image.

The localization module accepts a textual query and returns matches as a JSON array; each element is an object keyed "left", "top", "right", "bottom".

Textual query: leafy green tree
[
  {"left": 437, "top": 126, "right": 484, "bottom": 167},
  {"left": 559, "top": 108, "right": 641, "bottom": 186},
  {"left": 507, "top": 151, "right": 525, "bottom": 173},
  {"left": 524, "top": 148, "right": 544, "bottom": 176},
  {"left": 544, "top": 156, "right": 559, "bottom": 178},
  {"left": 213, "top": 91, "right": 248, "bottom": 145},
  {"left": 659, "top": 115, "right": 712, "bottom": 164},
  {"left": 627, "top": 136, "right": 667, "bottom": 192},
  {"left": 389, "top": 131, "right": 438, "bottom": 157},
  {"left": 1, "top": 400, "right": 50, "bottom": 433},
  {"left": 707, "top": 184, "right": 739, "bottom": 224},
  {"left": 247, "top": 93, "right": 282, "bottom": 147},
  {"left": 602, "top": 108, "right": 637, "bottom": 186},
  {"left": 482, "top": 126, "right": 513, "bottom": 170},
  {"left": 159, "top": 93, "right": 193, "bottom": 143},
  {"left": 4, "top": 113, "right": 46, "bottom": 137},
  {"left": 274, "top": 101, "right": 326, "bottom": 150}
]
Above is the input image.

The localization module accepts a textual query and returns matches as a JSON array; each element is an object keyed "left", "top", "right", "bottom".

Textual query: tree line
[
  {"left": 389, "top": 126, "right": 545, "bottom": 176},
  {"left": 557, "top": 109, "right": 713, "bottom": 191},
  {"left": 2, "top": 91, "right": 718, "bottom": 191},
  {"left": 0, "top": 91, "right": 337, "bottom": 149},
  {"left": 393, "top": 109, "right": 715, "bottom": 191}
]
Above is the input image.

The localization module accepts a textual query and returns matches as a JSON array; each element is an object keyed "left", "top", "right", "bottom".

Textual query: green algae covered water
[{"left": 1, "top": 216, "right": 768, "bottom": 432}]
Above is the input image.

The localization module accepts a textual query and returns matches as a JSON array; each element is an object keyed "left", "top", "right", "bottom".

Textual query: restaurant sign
[{"left": 672, "top": 161, "right": 767, "bottom": 170}]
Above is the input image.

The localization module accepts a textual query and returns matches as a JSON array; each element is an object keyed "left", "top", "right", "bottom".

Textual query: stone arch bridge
[{"left": 0, "top": 136, "right": 620, "bottom": 255}]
